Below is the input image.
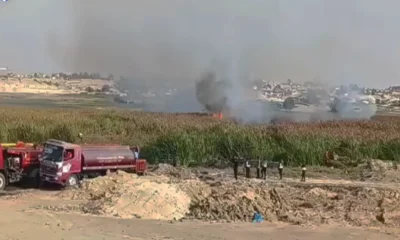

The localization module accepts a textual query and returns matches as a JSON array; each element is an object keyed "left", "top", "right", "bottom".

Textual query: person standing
[
  {"left": 134, "top": 146, "right": 140, "bottom": 159},
  {"left": 245, "top": 159, "right": 251, "bottom": 178},
  {"left": 233, "top": 157, "right": 239, "bottom": 180},
  {"left": 256, "top": 159, "right": 261, "bottom": 179},
  {"left": 261, "top": 160, "right": 268, "bottom": 179},
  {"left": 278, "top": 160, "right": 284, "bottom": 180},
  {"left": 301, "top": 164, "right": 306, "bottom": 182}
]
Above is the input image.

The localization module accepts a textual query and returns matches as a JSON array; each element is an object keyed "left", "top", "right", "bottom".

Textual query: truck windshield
[{"left": 42, "top": 144, "right": 64, "bottom": 162}]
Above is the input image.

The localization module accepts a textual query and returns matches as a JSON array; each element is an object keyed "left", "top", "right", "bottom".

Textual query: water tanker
[{"left": 40, "top": 139, "right": 147, "bottom": 187}]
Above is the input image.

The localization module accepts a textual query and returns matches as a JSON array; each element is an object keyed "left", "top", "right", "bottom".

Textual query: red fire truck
[{"left": 0, "top": 142, "right": 42, "bottom": 190}]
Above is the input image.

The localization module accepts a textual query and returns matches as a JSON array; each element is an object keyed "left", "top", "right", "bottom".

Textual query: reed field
[{"left": 1, "top": 106, "right": 400, "bottom": 167}]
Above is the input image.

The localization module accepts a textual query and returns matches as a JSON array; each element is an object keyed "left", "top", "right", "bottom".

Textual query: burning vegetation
[{"left": 195, "top": 72, "right": 230, "bottom": 119}]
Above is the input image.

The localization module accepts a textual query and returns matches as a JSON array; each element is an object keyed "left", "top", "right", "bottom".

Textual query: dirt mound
[
  {"left": 57, "top": 171, "right": 191, "bottom": 220},
  {"left": 359, "top": 159, "right": 400, "bottom": 183},
  {"left": 305, "top": 187, "right": 338, "bottom": 199},
  {"left": 186, "top": 182, "right": 400, "bottom": 227},
  {"left": 187, "top": 182, "right": 275, "bottom": 222},
  {"left": 55, "top": 165, "right": 400, "bottom": 227},
  {"left": 152, "top": 163, "right": 195, "bottom": 179},
  {"left": 367, "top": 159, "right": 398, "bottom": 172}
]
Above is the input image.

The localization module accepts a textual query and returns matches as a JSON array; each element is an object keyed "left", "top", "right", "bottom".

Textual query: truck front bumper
[{"left": 40, "top": 172, "right": 62, "bottom": 184}]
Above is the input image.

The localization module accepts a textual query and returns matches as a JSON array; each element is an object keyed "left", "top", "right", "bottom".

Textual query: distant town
[
  {"left": 253, "top": 79, "right": 400, "bottom": 108},
  {"left": 1, "top": 67, "right": 400, "bottom": 110}
]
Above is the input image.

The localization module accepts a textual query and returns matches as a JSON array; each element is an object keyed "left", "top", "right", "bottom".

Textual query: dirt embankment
[
  {"left": 188, "top": 182, "right": 400, "bottom": 226},
  {"left": 57, "top": 172, "right": 191, "bottom": 220},
  {"left": 49, "top": 160, "right": 400, "bottom": 227}
]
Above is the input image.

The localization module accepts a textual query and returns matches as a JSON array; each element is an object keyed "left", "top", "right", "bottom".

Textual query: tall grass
[{"left": 1, "top": 106, "right": 400, "bottom": 166}]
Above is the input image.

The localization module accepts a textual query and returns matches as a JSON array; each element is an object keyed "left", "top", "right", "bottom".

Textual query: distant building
[{"left": 0, "top": 67, "right": 8, "bottom": 78}]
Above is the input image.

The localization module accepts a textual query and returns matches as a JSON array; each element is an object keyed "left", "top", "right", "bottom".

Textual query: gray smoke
[
  {"left": 195, "top": 72, "right": 229, "bottom": 113},
  {"left": 34, "top": 0, "right": 400, "bottom": 121},
  {"left": 194, "top": 70, "right": 274, "bottom": 123}
]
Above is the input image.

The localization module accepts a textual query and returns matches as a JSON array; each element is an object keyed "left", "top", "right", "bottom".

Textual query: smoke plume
[
  {"left": 195, "top": 72, "right": 229, "bottom": 113},
  {"left": 40, "top": 0, "right": 400, "bottom": 121}
]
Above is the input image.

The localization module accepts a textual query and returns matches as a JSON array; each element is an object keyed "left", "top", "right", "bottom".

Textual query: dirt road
[{"left": 0, "top": 193, "right": 398, "bottom": 240}]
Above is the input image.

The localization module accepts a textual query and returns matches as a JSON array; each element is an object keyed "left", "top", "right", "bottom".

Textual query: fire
[{"left": 212, "top": 112, "right": 224, "bottom": 119}]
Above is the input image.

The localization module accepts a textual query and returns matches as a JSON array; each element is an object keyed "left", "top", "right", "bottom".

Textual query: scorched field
[{"left": 1, "top": 106, "right": 399, "bottom": 166}]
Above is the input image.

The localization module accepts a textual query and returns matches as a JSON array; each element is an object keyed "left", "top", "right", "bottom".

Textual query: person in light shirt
[
  {"left": 301, "top": 164, "right": 306, "bottom": 182},
  {"left": 245, "top": 159, "right": 251, "bottom": 178},
  {"left": 133, "top": 146, "right": 140, "bottom": 159},
  {"left": 278, "top": 161, "right": 284, "bottom": 180}
]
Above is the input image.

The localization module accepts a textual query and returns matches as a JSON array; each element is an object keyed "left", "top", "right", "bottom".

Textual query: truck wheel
[
  {"left": 66, "top": 174, "right": 79, "bottom": 188},
  {"left": 0, "top": 173, "right": 6, "bottom": 191}
]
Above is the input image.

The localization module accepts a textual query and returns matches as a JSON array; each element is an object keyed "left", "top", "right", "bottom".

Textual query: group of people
[{"left": 232, "top": 158, "right": 307, "bottom": 182}]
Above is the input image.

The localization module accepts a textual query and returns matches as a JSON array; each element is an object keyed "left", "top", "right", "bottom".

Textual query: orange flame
[{"left": 212, "top": 112, "right": 224, "bottom": 119}]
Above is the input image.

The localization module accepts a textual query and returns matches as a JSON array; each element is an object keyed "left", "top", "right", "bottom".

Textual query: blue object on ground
[{"left": 252, "top": 212, "right": 264, "bottom": 223}]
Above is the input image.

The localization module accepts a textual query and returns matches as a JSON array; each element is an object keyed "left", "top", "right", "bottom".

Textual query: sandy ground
[
  {"left": 0, "top": 161, "right": 399, "bottom": 240},
  {"left": 0, "top": 194, "right": 398, "bottom": 240}
]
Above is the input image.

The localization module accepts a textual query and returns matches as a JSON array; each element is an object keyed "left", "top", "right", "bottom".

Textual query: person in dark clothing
[
  {"left": 233, "top": 158, "right": 239, "bottom": 180},
  {"left": 245, "top": 159, "right": 251, "bottom": 178},
  {"left": 256, "top": 159, "right": 261, "bottom": 179},
  {"left": 301, "top": 164, "right": 306, "bottom": 182},
  {"left": 261, "top": 160, "right": 268, "bottom": 180},
  {"left": 278, "top": 160, "right": 284, "bottom": 180}
]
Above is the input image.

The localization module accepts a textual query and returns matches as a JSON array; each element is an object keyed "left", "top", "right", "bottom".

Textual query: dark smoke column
[{"left": 195, "top": 72, "right": 230, "bottom": 118}]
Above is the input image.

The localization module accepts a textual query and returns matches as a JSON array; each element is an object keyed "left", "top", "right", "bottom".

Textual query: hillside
[{"left": 0, "top": 77, "right": 118, "bottom": 94}]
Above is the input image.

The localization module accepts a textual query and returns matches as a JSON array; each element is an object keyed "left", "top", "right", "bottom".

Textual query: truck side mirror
[{"left": 64, "top": 150, "right": 74, "bottom": 160}]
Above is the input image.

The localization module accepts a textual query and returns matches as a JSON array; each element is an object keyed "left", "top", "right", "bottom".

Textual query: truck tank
[{"left": 80, "top": 146, "right": 136, "bottom": 169}]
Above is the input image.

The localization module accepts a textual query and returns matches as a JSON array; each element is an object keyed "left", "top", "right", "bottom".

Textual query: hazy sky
[{"left": 1, "top": 0, "right": 400, "bottom": 88}]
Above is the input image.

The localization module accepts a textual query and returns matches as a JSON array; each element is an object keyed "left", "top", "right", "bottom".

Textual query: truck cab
[
  {"left": 40, "top": 140, "right": 81, "bottom": 186},
  {"left": 40, "top": 139, "right": 147, "bottom": 187}
]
